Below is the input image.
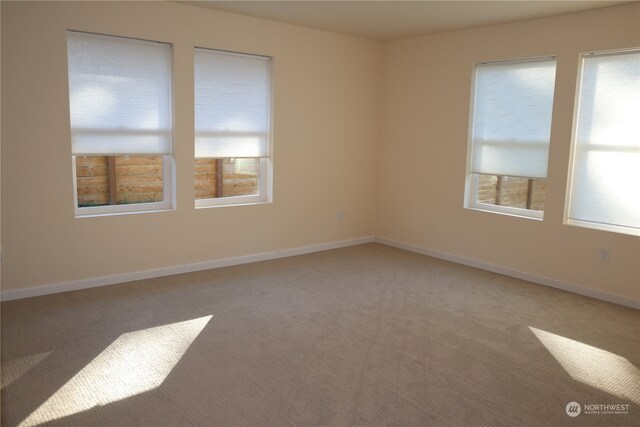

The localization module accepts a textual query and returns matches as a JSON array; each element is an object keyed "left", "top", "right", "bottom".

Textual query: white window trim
[
  {"left": 565, "top": 218, "right": 640, "bottom": 236},
  {"left": 193, "top": 47, "right": 273, "bottom": 209},
  {"left": 73, "top": 155, "right": 174, "bottom": 218},
  {"left": 195, "top": 157, "right": 271, "bottom": 209},
  {"left": 68, "top": 31, "right": 175, "bottom": 218},
  {"left": 464, "top": 56, "right": 555, "bottom": 221},
  {"left": 563, "top": 48, "right": 640, "bottom": 237}
]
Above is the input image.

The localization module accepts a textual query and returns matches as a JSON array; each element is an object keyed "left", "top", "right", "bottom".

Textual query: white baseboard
[
  {"left": 0, "top": 236, "right": 375, "bottom": 302},
  {"left": 3, "top": 235, "right": 637, "bottom": 310},
  {"left": 375, "top": 237, "right": 640, "bottom": 310}
]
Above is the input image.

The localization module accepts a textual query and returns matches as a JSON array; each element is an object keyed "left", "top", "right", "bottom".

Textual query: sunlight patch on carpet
[
  {"left": 19, "top": 315, "right": 212, "bottom": 426},
  {"left": 1, "top": 352, "right": 52, "bottom": 389},
  {"left": 529, "top": 326, "right": 639, "bottom": 405}
]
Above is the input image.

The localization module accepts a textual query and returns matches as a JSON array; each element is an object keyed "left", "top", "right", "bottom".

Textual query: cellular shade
[
  {"left": 194, "top": 48, "right": 270, "bottom": 158},
  {"left": 67, "top": 31, "right": 172, "bottom": 155},
  {"left": 470, "top": 58, "right": 557, "bottom": 179},
  {"left": 568, "top": 50, "right": 640, "bottom": 231}
]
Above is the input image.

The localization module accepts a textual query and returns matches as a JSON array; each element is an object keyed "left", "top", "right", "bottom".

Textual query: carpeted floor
[{"left": 1, "top": 243, "right": 638, "bottom": 426}]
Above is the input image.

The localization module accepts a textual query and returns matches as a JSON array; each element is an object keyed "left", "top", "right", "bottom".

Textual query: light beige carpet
[{"left": 1, "top": 243, "right": 638, "bottom": 426}]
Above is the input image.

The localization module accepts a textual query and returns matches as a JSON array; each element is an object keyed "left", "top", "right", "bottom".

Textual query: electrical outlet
[
  {"left": 599, "top": 248, "right": 611, "bottom": 264},
  {"left": 338, "top": 210, "right": 344, "bottom": 222}
]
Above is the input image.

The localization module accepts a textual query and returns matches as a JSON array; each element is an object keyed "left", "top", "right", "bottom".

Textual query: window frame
[
  {"left": 73, "top": 155, "right": 174, "bottom": 217},
  {"left": 466, "top": 173, "right": 544, "bottom": 220},
  {"left": 193, "top": 47, "right": 273, "bottom": 209},
  {"left": 67, "top": 31, "right": 175, "bottom": 218},
  {"left": 563, "top": 48, "right": 640, "bottom": 236},
  {"left": 464, "top": 56, "right": 556, "bottom": 220},
  {"left": 194, "top": 157, "right": 270, "bottom": 209}
]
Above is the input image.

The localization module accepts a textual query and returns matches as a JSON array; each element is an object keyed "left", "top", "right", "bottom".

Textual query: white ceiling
[{"left": 180, "top": 1, "right": 630, "bottom": 41}]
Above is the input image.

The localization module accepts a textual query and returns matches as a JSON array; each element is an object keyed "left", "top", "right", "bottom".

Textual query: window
[
  {"left": 465, "top": 57, "right": 557, "bottom": 219},
  {"left": 67, "top": 31, "right": 173, "bottom": 216},
  {"left": 194, "top": 48, "right": 271, "bottom": 208},
  {"left": 566, "top": 49, "right": 640, "bottom": 235}
]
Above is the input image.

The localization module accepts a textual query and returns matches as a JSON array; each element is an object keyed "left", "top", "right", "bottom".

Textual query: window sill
[
  {"left": 75, "top": 204, "right": 174, "bottom": 218},
  {"left": 195, "top": 197, "right": 270, "bottom": 209},
  {"left": 565, "top": 219, "right": 640, "bottom": 237},
  {"left": 466, "top": 204, "right": 544, "bottom": 221}
]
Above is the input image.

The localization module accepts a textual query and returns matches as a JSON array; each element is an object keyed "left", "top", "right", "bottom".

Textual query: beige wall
[
  {"left": 1, "top": 1, "right": 638, "bottom": 304},
  {"left": 378, "top": 3, "right": 640, "bottom": 302},
  {"left": 0, "top": 1, "right": 381, "bottom": 291}
]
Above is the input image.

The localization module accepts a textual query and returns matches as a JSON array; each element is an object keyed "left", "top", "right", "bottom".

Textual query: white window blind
[
  {"left": 470, "top": 58, "right": 557, "bottom": 179},
  {"left": 567, "top": 50, "right": 640, "bottom": 233},
  {"left": 67, "top": 31, "right": 172, "bottom": 156},
  {"left": 194, "top": 48, "right": 270, "bottom": 158}
]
